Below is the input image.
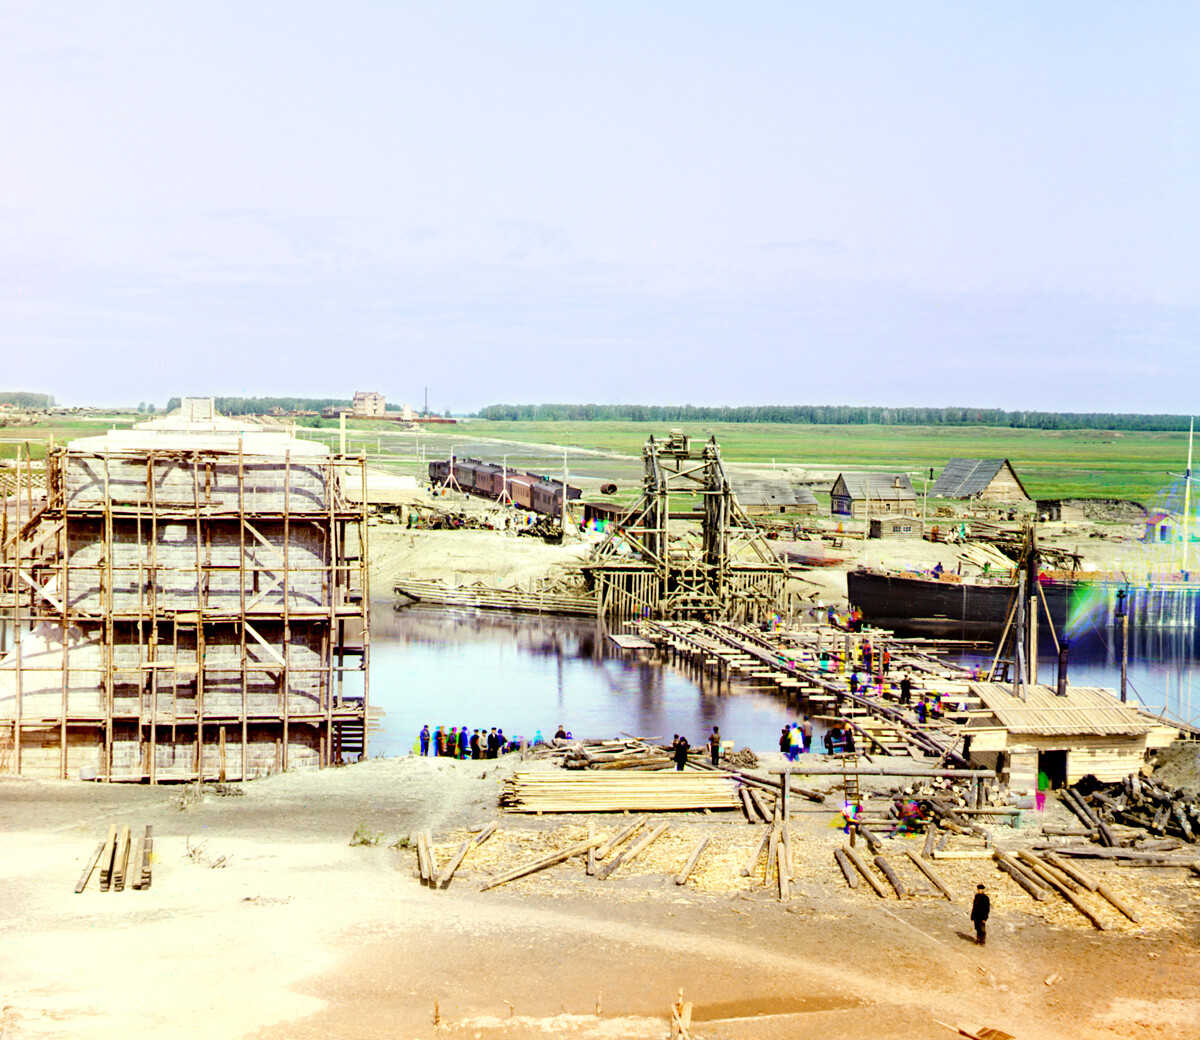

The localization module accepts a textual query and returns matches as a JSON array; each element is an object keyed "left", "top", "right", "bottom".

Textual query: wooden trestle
[
  {"left": 634, "top": 618, "right": 985, "bottom": 766},
  {"left": 0, "top": 440, "right": 371, "bottom": 781}
]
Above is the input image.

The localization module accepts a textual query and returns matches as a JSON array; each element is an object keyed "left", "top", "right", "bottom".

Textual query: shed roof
[
  {"left": 729, "top": 477, "right": 818, "bottom": 508},
  {"left": 968, "top": 682, "right": 1153, "bottom": 736},
  {"left": 931, "top": 458, "right": 1028, "bottom": 499},
  {"left": 832, "top": 473, "right": 916, "bottom": 501}
]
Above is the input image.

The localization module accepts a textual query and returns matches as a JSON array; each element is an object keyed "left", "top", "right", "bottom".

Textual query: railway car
[
  {"left": 473, "top": 461, "right": 504, "bottom": 498},
  {"left": 429, "top": 458, "right": 583, "bottom": 517},
  {"left": 505, "top": 473, "right": 536, "bottom": 509},
  {"left": 532, "top": 478, "right": 582, "bottom": 516},
  {"left": 456, "top": 459, "right": 481, "bottom": 492}
]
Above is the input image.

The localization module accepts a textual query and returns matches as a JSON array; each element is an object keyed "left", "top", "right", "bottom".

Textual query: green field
[
  {"left": 454, "top": 421, "right": 1191, "bottom": 504},
  {"left": 5, "top": 415, "right": 1191, "bottom": 504}
]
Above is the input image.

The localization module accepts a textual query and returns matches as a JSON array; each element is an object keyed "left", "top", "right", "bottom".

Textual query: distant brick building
[{"left": 352, "top": 391, "right": 386, "bottom": 417}]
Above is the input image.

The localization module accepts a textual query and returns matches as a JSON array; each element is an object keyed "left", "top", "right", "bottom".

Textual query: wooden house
[
  {"left": 930, "top": 459, "right": 1031, "bottom": 504},
  {"left": 1142, "top": 511, "right": 1178, "bottom": 543},
  {"left": 729, "top": 477, "right": 819, "bottom": 516},
  {"left": 867, "top": 514, "right": 921, "bottom": 539},
  {"left": 829, "top": 473, "right": 916, "bottom": 519},
  {"left": 962, "top": 682, "right": 1178, "bottom": 792}
]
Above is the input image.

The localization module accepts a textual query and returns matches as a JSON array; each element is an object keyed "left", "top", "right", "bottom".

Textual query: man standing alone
[
  {"left": 708, "top": 727, "right": 721, "bottom": 766},
  {"left": 971, "top": 883, "right": 991, "bottom": 945}
]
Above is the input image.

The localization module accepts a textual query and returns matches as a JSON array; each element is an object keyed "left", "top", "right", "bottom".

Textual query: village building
[
  {"left": 729, "top": 478, "right": 820, "bottom": 516},
  {"left": 930, "top": 458, "right": 1031, "bottom": 505},
  {"left": 1142, "top": 511, "right": 1178, "bottom": 543},
  {"left": 867, "top": 513, "right": 922, "bottom": 539},
  {"left": 829, "top": 473, "right": 916, "bottom": 519},
  {"left": 963, "top": 682, "right": 1178, "bottom": 791},
  {"left": 352, "top": 391, "right": 386, "bottom": 418}
]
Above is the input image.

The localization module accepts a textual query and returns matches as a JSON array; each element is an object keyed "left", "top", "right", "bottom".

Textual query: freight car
[{"left": 429, "top": 458, "right": 582, "bottom": 518}]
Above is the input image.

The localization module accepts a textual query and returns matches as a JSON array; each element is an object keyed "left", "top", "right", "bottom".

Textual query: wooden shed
[
  {"left": 867, "top": 514, "right": 922, "bottom": 539},
  {"left": 930, "top": 459, "right": 1031, "bottom": 504},
  {"left": 962, "top": 682, "right": 1178, "bottom": 792},
  {"left": 1142, "top": 511, "right": 1177, "bottom": 543},
  {"left": 729, "top": 477, "right": 820, "bottom": 516},
  {"left": 829, "top": 473, "right": 916, "bottom": 519}
]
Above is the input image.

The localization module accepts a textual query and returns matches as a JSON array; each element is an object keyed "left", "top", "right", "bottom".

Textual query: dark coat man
[
  {"left": 673, "top": 735, "right": 690, "bottom": 771},
  {"left": 971, "top": 884, "right": 991, "bottom": 945}
]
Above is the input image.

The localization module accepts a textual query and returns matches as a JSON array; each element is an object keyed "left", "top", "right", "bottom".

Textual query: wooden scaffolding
[
  {"left": 0, "top": 436, "right": 369, "bottom": 781},
  {"left": 585, "top": 431, "right": 787, "bottom": 621}
]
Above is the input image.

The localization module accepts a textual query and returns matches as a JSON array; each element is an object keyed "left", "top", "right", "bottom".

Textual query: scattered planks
[
  {"left": 480, "top": 834, "right": 606, "bottom": 891},
  {"left": 417, "top": 823, "right": 498, "bottom": 890},
  {"left": 77, "top": 824, "right": 153, "bottom": 894},
  {"left": 675, "top": 836, "right": 710, "bottom": 886},
  {"left": 500, "top": 771, "right": 742, "bottom": 813}
]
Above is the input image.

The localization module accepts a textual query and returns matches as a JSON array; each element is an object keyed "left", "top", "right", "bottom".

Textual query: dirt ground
[
  {"left": 367, "top": 494, "right": 1151, "bottom": 614},
  {"left": 3, "top": 752, "right": 1199, "bottom": 1040}
]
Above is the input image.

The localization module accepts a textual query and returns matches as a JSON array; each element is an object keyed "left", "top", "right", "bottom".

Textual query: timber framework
[
  {"left": 584, "top": 430, "right": 787, "bottom": 621},
  {"left": 0, "top": 401, "right": 370, "bottom": 781}
]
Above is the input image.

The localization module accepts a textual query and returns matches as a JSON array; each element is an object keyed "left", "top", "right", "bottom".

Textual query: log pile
[
  {"left": 499, "top": 771, "right": 743, "bottom": 813},
  {"left": 1055, "top": 774, "right": 1200, "bottom": 850}
]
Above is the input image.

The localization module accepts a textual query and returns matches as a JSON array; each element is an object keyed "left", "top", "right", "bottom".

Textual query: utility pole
[
  {"left": 561, "top": 446, "right": 570, "bottom": 531},
  {"left": 1116, "top": 588, "right": 1129, "bottom": 703},
  {"left": 1184, "top": 418, "right": 1194, "bottom": 576},
  {"left": 922, "top": 467, "right": 932, "bottom": 537}
]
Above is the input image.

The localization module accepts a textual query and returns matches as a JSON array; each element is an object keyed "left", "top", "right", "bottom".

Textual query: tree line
[
  {"left": 476, "top": 403, "right": 1195, "bottom": 431},
  {"left": 163, "top": 396, "right": 413, "bottom": 416},
  {"left": 0, "top": 392, "right": 55, "bottom": 409}
]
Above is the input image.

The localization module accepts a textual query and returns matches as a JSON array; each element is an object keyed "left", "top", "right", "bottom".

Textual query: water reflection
[{"left": 368, "top": 604, "right": 798, "bottom": 756}]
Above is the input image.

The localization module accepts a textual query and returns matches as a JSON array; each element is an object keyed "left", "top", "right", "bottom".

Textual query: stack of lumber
[
  {"left": 553, "top": 738, "right": 675, "bottom": 771},
  {"left": 76, "top": 824, "right": 153, "bottom": 893},
  {"left": 500, "top": 771, "right": 742, "bottom": 813},
  {"left": 957, "top": 543, "right": 1016, "bottom": 574}
]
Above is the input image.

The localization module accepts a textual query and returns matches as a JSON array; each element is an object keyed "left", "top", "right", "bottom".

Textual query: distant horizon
[{"left": 9, "top": 391, "right": 1196, "bottom": 429}]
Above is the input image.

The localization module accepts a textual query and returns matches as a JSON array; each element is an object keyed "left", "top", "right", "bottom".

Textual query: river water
[
  {"left": 367, "top": 604, "right": 801, "bottom": 757},
  {"left": 366, "top": 603, "right": 1200, "bottom": 756}
]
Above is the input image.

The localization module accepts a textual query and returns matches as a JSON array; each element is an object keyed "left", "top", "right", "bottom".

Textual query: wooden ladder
[{"left": 840, "top": 753, "right": 861, "bottom": 808}]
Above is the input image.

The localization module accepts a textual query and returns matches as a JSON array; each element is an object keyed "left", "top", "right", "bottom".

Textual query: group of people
[
  {"left": 670, "top": 727, "right": 724, "bottom": 770},
  {"left": 419, "top": 724, "right": 510, "bottom": 759},
  {"left": 779, "top": 717, "right": 813, "bottom": 759},
  {"left": 779, "top": 716, "right": 857, "bottom": 758}
]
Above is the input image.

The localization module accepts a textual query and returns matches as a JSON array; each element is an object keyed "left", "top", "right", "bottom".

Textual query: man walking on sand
[{"left": 971, "top": 883, "right": 991, "bottom": 945}]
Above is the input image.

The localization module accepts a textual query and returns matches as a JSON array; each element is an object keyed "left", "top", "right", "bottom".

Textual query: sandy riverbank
[
  {"left": 2, "top": 750, "right": 1199, "bottom": 1040},
  {"left": 367, "top": 500, "right": 1151, "bottom": 613}
]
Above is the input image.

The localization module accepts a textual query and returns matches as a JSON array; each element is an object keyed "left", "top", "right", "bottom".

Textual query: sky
[{"left": 2, "top": 2, "right": 1199, "bottom": 413}]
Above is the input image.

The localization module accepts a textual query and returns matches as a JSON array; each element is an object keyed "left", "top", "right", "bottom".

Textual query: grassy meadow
[
  {"left": 4, "top": 414, "right": 1191, "bottom": 505},
  {"left": 454, "top": 421, "right": 1191, "bottom": 504}
]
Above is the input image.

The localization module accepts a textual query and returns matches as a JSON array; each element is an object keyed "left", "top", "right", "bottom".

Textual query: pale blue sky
[{"left": 2, "top": 2, "right": 1198, "bottom": 412}]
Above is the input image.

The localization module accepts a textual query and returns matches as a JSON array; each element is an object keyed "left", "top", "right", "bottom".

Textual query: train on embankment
[{"left": 429, "top": 457, "right": 582, "bottom": 516}]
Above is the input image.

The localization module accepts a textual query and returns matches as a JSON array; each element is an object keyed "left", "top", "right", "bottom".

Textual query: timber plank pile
[
  {"left": 75, "top": 824, "right": 153, "bottom": 893},
  {"left": 500, "top": 771, "right": 742, "bottom": 813}
]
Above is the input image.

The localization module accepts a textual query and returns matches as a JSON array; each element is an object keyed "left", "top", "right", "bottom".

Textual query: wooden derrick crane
[{"left": 585, "top": 431, "right": 787, "bottom": 621}]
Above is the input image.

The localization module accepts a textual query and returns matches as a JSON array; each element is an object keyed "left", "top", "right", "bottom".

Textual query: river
[{"left": 366, "top": 603, "right": 1200, "bottom": 757}]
